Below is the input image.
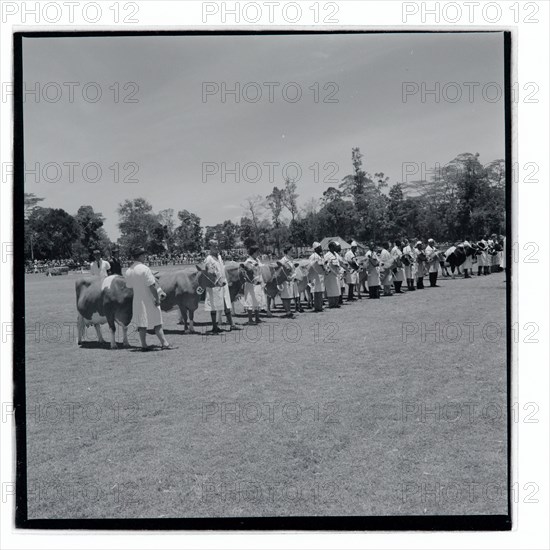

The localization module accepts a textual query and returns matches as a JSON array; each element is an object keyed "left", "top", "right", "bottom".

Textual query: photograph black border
[{"left": 12, "top": 29, "right": 513, "bottom": 531}]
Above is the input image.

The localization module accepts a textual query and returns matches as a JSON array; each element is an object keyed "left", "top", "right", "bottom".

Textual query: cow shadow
[
  {"left": 128, "top": 346, "right": 166, "bottom": 352},
  {"left": 78, "top": 341, "right": 113, "bottom": 350},
  {"left": 161, "top": 328, "right": 205, "bottom": 336}
]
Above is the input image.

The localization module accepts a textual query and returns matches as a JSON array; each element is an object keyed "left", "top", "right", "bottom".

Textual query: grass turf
[{"left": 23, "top": 269, "right": 507, "bottom": 518}]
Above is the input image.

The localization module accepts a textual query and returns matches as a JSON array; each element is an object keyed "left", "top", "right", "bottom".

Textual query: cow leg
[
  {"left": 77, "top": 314, "right": 85, "bottom": 345},
  {"left": 94, "top": 323, "right": 105, "bottom": 343},
  {"left": 306, "top": 288, "right": 313, "bottom": 308},
  {"left": 108, "top": 324, "right": 117, "bottom": 349},
  {"left": 178, "top": 306, "right": 189, "bottom": 333},
  {"left": 188, "top": 309, "right": 196, "bottom": 333},
  {"left": 121, "top": 325, "right": 130, "bottom": 347}
]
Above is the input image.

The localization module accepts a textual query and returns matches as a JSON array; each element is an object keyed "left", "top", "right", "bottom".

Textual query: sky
[{"left": 22, "top": 32, "right": 506, "bottom": 240}]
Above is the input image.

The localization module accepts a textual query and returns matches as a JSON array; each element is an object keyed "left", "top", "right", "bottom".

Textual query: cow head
[
  {"left": 195, "top": 263, "right": 224, "bottom": 288},
  {"left": 239, "top": 262, "right": 260, "bottom": 285},
  {"left": 153, "top": 272, "right": 167, "bottom": 301},
  {"left": 273, "top": 262, "right": 293, "bottom": 284}
]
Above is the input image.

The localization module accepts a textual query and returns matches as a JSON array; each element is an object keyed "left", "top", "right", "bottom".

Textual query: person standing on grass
[
  {"left": 242, "top": 245, "right": 263, "bottom": 325},
  {"left": 462, "top": 238, "right": 474, "bottom": 278},
  {"left": 425, "top": 238, "right": 440, "bottom": 287},
  {"left": 308, "top": 241, "right": 325, "bottom": 312},
  {"left": 125, "top": 247, "right": 172, "bottom": 351},
  {"left": 333, "top": 242, "right": 345, "bottom": 304},
  {"left": 477, "top": 237, "right": 489, "bottom": 276},
  {"left": 344, "top": 241, "right": 360, "bottom": 301},
  {"left": 415, "top": 241, "right": 426, "bottom": 289},
  {"left": 108, "top": 248, "right": 122, "bottom": 276},
  {"left": 378, "top": 242, "right": 394, "bottom": 296},
  {"left": 324, "top": 241, "right": 342, "bottom": 308},
  {"left": 90, "top": 249, "right": 110, "bottom": 281},
  {"left": 402, "top": 238, "right": 415, "bottom": 291},
  {"left": 204, "top": 241, "right": 238, "bottom": 333},
  {"left": 279, "top": 244, "right": 297, "bottom": 319},
  {"left": 366, "top": 244, "right": 381, "bottom": 299},
  {"left": 391, "top": 240, "right": 405, "bottom": 294}
]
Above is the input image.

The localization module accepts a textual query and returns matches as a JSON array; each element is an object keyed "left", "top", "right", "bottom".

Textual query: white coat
[
  {"left": 90, "top": 259, "right": 110, "bottom": 280},
  {"left": 344, "top": 250, "right": 359, "bottom": 284},
  {"left": 390, "top": 246, "right": 405, "bottom": 282},
  {"left": 279, "top": 255, "right": 297, "bottom": 299},
  {"left": 125, "top": 261, "right": 162, "bottom": 329},
  {"left": 242, "top": 256, "right": 263, "bottom": 310},
  {"left": 203, "top": 254, "right": 231, "bottom": 312},
  {"left": 308, "top": 252, "right": 325, "bottom": 293},
  {"left": 323, "top": 251, "right": 341, "bottom": 297},
  {"left": 402, "top": 245, "right": 415, "bottom": 279}
]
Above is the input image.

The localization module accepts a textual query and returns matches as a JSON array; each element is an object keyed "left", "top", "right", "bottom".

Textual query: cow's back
[{"left": 102, "top": 275, "right": 133, "bottom": 306}]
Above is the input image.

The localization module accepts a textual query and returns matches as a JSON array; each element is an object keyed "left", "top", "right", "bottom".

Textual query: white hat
[
  {"left": 416, "top": 241, "right": 422, "bottom": 246},
  {"left": 428, "top": 238, "right": 435, "bottom": 244},
  {"left": 312, "top": 241, "right": 321, "bottom": 249},
  {"left": 351, "top": 241, "right": 358, "bottom": 247}
]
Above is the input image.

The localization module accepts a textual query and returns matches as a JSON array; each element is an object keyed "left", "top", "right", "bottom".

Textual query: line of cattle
[{"left": 75, "top": 247, "right": 469, "bottom": 349}]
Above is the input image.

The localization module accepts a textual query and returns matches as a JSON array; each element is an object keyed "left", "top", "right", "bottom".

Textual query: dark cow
[
  {"left": 224, "top": 261, "right": 246, "bottom": 305},
  {"left": 158, "top": 264, "right": 223, "bottom": 333},
  {"left": 445, "top": 246, "right": 466, "bottom": 277}
]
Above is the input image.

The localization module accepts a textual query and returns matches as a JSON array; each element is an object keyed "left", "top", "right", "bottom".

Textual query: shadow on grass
[{"left": 77, "top": 341, "right": 112, "bottom": 350}]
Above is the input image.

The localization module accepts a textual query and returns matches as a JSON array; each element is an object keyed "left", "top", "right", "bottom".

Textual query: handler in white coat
[
  {"left": 308, "top": 242, "right": 325, "bottom": 312},
  {"left": 414, "top": 241, "right": 426, "bottom": 289},
  {"left": 366, "top": 244, "right": 381, "bottom": 299},
  {"left": 204, "top": 241, "right": 237, "bottom": 333},
  {"left": 378, "top": 243, "right": 394, "bottom": 296},
  {"left": 324, "top": 241, "right": 341, "bottom": 308},
  {"left": 242, "top": 245, "right": 263, "bottom": 325},
  {"left": 344, "top": 241, "right": 360, "bottom": 300},
  {"left": 462, "top": 239, "right": 473, "bottom": 277},
  {"left": 125, "top": 247, "right": 171, "bottom": 350},
  {"left": 390, "top": 240, "right": 405, "bottom": 294},
  {"left": 90, "top": 249, "right": 110, "bottom": 281},
  {"left": 279, "top": 245, "right": 298, "bottom": 318},
  {"left": 425, "top": 238, "right": 440, "bottom": 287},
  {"left": 402, "top": 239, "right": 416, "bottom": 291}
]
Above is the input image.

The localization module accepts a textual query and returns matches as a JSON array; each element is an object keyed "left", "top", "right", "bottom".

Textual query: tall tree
[
  {"left": 157, "top": 208, "right": 176, "bottom": 252},
  {"left": 24, "top": 193, "right": 45, "bottom": 259},
  {"left": 174, "top": 209, "right": 203, "bottom": 253},
  {"left": 266, "top": 186, "right": 287, "bottom": 254},
  {"left": 117, "top": 198, "right": 158, "bottom": 255},
  {"left": 75, "top": 205, "right": 108, "bottom": 254},
  {"left": 26, "top": 208, "right": 81, "bottom": 259},
  {"left": 282, "top": 178, "right": 299, "bottom": 221},
  {"left": 241, "top": 195, "right": 268, "bottom": 248}
]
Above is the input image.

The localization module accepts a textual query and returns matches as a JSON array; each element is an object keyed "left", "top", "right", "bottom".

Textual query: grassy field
[{"left": 24, "top": 269, "right": 508, "bottom": 519}]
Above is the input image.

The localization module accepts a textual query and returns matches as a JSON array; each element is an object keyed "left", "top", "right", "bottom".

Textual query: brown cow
[
  {"left": 158, "top": 264, "right": 222, "bottom": 333},
  {"left": 76, "top": 275, "right": 139, "bottom": 348},
  {"left": 258, "top": 261, "right": 295, "bottom": 316}
]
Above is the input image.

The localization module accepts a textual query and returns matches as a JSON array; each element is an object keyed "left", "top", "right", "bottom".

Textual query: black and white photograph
[{"left": 14, "top": 29, "right": 512, "bottom": 530}]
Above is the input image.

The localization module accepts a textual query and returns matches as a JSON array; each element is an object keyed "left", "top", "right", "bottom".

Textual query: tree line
[{"left": 24, "top": 149, "right": 505, "bottom": 261}]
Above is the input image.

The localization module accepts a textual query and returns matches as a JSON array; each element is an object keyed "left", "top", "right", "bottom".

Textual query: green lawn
[{"left": 24, "top": 270, "right": 508, "bottom": 518}]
